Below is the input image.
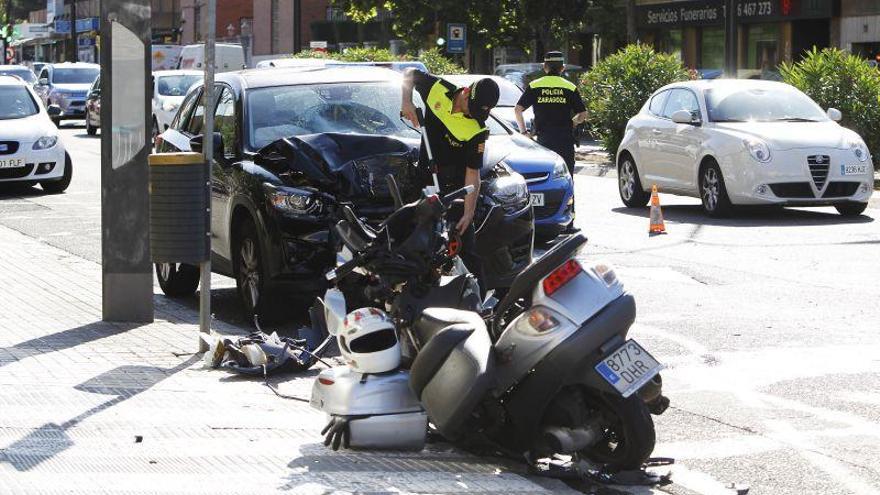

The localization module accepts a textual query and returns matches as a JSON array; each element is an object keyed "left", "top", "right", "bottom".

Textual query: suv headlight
[
  {"left": 848, "top": 139, "right": 869, "bottom": 162},
  {"left": 486, "top": 171, "right": 528, "bottom": 205},
  {"left": 743, "top": 138, "right": 771, "bottom": 163},
  {"left": 33, "top": 136, "right": 58, "bottom": 150},
  {"left": 263, "top": 183, "right": 322, "bottom": 216},
  {"left": 552, "top": 156, "right": 569, "bottom": 179}
]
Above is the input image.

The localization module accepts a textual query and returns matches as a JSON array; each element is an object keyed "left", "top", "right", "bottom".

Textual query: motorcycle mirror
[
  {"left": 386, "top": 174, "right": 403, "bottom": 209},
  {"left": 321, "top": 290, "right": 347, "bottom": 336},
  {"left": 335, "top": 220, "right": 369, "bottom": 253}
]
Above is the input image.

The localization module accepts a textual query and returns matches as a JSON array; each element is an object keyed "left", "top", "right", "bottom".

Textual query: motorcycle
[{"left": 310, "top": 182, "right": 669, "bottom": 473}]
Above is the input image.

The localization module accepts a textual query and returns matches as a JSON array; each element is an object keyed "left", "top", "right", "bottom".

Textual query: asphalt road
[{"left": 2, "top": 123, "right": 880, "bottom": 494}]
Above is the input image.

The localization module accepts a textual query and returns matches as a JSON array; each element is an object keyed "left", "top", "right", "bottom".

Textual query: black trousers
[
  {"left": 447, "top": 205, "right": 485, "bottom": 295},
  {"left": 538, "top": 131, "right": 576, "bottom": 175}
]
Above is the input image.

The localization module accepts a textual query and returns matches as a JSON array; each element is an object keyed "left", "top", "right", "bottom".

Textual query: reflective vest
[{"left": 425, "top": 80, "right": 487, "bottom": 142}]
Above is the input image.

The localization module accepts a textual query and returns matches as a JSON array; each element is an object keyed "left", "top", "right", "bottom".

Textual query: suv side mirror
[
  {"left": 189, "top": 133, "right": 223, "bottom": 155},
  {"left": 671, "top": 109, "right": 701, "bottom": 125},
  {"left": 38, "top": 77, "right": 48, "bottom": 86},
  {"left": 47, "top": 104, "right": 62, "bottom": 116},
  {"left": 827, "top": 108, "right": 842, "bottom": 122}
]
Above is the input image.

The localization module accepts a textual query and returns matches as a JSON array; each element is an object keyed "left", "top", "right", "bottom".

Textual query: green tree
[
  {"left": 780, "top": 48, "right": 880, "bottom": 166},
  {"left": 334, "top": 0, "right": 623, "bottom": 57},
  {"left": 579, "top": 44, "right": 689, "bottom": 154}
]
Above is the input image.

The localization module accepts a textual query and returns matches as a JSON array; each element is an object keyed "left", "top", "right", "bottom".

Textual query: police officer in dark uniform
[
  {"left": 514, "top": 51, "right": 588, "bottom": 176},
  {"left": 401, "top": 68, "right": 499, "bottom": 280}
]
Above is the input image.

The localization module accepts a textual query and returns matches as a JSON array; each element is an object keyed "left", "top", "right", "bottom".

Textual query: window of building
[
  {"left": 271, "top": 0, "right": 280, "bottom": 53},
  {"left": 658, "top": 29, "right": 683, "bottom": 61},
  {"left": 700, "top": 27, "right": 724, "bottom": 69},
  {"left": 745, "top": 23, "right": 779, "bottom": 70},
  {"left": 194, "top": 5, "right": 202, "bottom": 42},
  {"left": 326, "top": 7, "right": 346, "bottom": 21}
]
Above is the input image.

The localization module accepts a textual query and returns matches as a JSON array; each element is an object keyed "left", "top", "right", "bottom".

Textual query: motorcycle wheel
[{"left": 580, "top": 389, "right": 656, "bottom": 471}]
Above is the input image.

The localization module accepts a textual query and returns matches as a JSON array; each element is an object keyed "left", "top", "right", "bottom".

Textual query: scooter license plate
[{"left": 595, "top": 339, "right": 663, "bottom": 398}]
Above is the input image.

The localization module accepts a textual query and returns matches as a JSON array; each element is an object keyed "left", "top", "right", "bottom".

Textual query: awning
[{"left": 11, "top": 37, "right": 36, "bottom": 47}]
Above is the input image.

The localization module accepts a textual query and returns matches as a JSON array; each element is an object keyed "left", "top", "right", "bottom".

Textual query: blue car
[{"left": 484, "top": 116, "right": 574, "bottom": 238}]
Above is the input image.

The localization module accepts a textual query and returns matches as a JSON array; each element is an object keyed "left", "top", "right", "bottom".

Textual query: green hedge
[
  {"left": 579, "top": 44, "right": 690, "bottom": 155},
  {"left": 780, "top": 48, "right": 880, "bottom": 166},
  {"left": 290, "top": 47, "right": 465, "bottom": 75}
]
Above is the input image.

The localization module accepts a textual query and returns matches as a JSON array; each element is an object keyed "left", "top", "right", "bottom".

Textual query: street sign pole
[{"left": 199, "top": 0, "right": 216, "bottom": 352}]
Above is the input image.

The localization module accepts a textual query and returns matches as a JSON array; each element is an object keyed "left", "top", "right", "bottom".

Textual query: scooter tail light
[
  {"left": 527, "top": 307, "right": 560, "bottom": 332},
  {"left": 542, "top": 259, "right": 582, "bottom": 296},
  {"left": 318, "top": 378, "right": 335, "bottom": 385}
]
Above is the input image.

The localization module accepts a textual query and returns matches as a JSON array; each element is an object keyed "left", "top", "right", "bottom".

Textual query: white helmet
[{"left": 339, "top": 308, "right": 401, "bottom": 374}]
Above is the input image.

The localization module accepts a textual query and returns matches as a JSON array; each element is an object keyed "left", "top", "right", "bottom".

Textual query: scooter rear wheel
[{"left": 581, "top": 390, "right": 656, "bottom": 471}]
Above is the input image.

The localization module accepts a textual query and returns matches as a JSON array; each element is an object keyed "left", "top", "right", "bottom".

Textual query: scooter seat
[
  {"left": 413, "top": 307, "right": 485, "bottom": 347},
  {"left": 409, "top": 318, "right": 495, "bottom": 439}
]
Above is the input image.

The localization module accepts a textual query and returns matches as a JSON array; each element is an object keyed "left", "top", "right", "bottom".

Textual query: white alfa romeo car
[
  {"left": 0, "top": 75, "right": 71, "bottom": 193},
  {"left": 617, "top": 80, "right": 874, "bottom": 216}
]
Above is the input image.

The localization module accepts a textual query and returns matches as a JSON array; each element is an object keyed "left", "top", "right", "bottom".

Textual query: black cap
[
  {"left": 467, "top": 78, "right": 500, "bottom": 124},
  {"left": 544, "top": 51, "right": 565, "bottom": 63}
]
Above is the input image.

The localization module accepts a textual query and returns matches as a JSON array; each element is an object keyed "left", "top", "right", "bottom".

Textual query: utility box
[{"left": 148, "top": 152, "right": 209, "bottom": 264}]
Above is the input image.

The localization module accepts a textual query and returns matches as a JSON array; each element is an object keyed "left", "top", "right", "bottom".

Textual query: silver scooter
[{"left": 311, "top": 185, "right": 668, "bottom": 472}]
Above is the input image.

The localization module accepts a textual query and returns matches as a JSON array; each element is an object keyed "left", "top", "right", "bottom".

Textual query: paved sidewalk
[{"left": 0, "top": 224, "right": 584, "bottom": 494}]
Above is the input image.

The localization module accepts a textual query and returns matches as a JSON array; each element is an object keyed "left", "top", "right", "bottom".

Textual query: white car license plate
[
  {"left": 841, "top": 164, "right": 868, "bottom": 176},
  {"left": 0, "top": 157, "right": 24, "bottom": 169},
  {"left": 530, "top": 193, "right": 545, "bottom": 206},
  {"left": 595, "top": 339, "right": 663, "bottom": 398}
]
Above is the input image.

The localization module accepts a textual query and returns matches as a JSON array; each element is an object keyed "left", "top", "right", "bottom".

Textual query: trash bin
[{"left": 148, "top": 152, "right": 209, "bottom": 264}]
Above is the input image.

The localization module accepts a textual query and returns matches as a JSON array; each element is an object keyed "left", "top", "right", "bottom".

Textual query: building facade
[
  {"left": 839, "top": 0, "right": 880, "bottom": 61},
  {"left": 634, "top": 0, "right": 839, "bottom": 77}
]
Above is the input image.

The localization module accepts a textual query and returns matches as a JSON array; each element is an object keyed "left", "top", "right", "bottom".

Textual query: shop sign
[
  {"left": 636, "top": 0, "right": 724, "bottom": 28},
  {"left": 737, "top": 0, "right": 832, "bottom": 21},
  {"left": 637, "top": 0, "right": 833, "bottom": 28},
  {"left": 75, "top": 18, "right": 100, "bottom": 34},
  {"left": 54, "top": 20, "right": 71, "bottom": 35}
]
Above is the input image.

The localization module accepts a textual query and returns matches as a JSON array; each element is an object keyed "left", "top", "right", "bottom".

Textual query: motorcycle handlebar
[
  {"left": 442, "top": 185, "right": 474, "bottom": 204},
  {"left": 326, "top": 255, "right": 362, "bottom": 283}
]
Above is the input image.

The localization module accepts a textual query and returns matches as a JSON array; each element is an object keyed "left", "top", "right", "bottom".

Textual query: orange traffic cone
[{"left": 649, "top": 185, "right": 666, "bottom": 235}]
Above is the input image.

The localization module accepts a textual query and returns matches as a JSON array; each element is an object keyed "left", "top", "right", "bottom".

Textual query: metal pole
[
  {"left": 199, "top": 0, "right": 216, "bottom": 352},
  {"left": 724, "top": 0, "right": 737, "bottom": 77}
]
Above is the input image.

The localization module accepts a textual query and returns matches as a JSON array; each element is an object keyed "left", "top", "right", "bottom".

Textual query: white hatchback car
[
  {"left": 0, "top": 75, "right": 71, "bottom": 193},
  {"left": 151, "top": 70, "right": 203, "bottom": 138},
  {"left": 617, "top": 80, "right": 874, "bottom": 216}
]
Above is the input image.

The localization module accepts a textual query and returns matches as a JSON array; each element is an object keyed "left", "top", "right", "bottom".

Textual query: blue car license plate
[{"left": 595, "top": 339, "right": 663, "bottom": 398}]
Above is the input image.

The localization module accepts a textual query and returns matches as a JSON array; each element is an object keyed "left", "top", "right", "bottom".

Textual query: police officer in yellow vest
[
  {"left": 401, "top": 69, "right": 499, "bottom": 234},
  {"left": 515, "top": 51, "right": 588, "bottom": 176},
  {"left": 401, "top": 69, "right": 499, "bottom": 285}
]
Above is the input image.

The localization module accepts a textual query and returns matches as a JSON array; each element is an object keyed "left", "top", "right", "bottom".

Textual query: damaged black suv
[{"left": 156, "top": 67, "right": 534, "bottom": 317}]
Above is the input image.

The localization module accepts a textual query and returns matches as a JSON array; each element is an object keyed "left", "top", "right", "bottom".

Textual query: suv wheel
[
  {"left": 155, "top": 263, "right": 200, "bottom": 297},
  {"left": 234, "top": 219, "right": 270, "bottom": 319}
]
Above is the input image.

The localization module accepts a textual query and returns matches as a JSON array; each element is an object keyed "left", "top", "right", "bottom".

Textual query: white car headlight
[
  {"left": 743, "top": 138, "right": 771, "bottom": 163},
  {"left": 32, "top": 136, "right": 58, "bottom": 150},
  {"left": 848, "top": 139, "right": 869, "bottom": 162},
  {"left": 263, "top": 183, "right": 322, "bottom": 215},
  {"left": 487, "top": 172, "right": 528, "bottom": 203},
  {"left": 552, "top": 156, "right": 569, "bottom": 179},
  {"left": 162, "top": 101, "right": 179, "bottom": 113}
]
